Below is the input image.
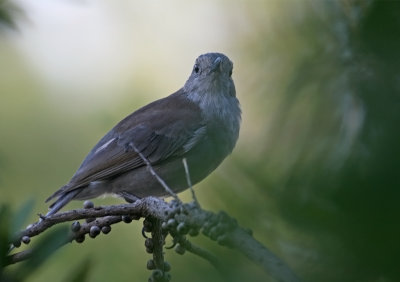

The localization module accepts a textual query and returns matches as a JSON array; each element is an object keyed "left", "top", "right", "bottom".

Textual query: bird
[{"left": 45, "top": 52, "right": 241, "bottom": 216}]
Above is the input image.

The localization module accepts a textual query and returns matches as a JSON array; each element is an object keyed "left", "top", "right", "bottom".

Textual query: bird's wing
[{"left": 46, "top": 91, "right": 205, "bottom": 201}]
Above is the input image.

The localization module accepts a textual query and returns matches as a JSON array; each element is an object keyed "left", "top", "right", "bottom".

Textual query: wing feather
[{"left": 48, "top": 90, "right": 206, "bottom": 200}]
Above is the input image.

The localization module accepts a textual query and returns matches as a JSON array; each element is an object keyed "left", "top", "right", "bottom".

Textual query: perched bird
[{"left": 46, "top": 53, "right": 241, "bottom": 215}]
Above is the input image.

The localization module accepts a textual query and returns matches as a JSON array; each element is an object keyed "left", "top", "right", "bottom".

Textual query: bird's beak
[{"left": 210, "top": 57, "right": 222, "bottom": 73}]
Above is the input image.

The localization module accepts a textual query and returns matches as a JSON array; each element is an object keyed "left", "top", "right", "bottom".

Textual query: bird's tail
[{"left": 45, "top": 189, "right": 82, "bottom": 217}]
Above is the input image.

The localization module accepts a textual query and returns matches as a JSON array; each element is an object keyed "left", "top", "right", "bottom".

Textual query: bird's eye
[
  {"left": 229, "top": 70, "right": 232, "bottom": 77},
  {"left": 193, "top": 64, "right": 200, "bottom": 74}
]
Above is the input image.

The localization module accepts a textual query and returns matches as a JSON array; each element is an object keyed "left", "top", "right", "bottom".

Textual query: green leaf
[
  {"left": 14, "top": 225, "right": 69, "bottom": 280},
  {"left": 10, "top": 199, "right": 35, "bottom": 236},
  {"left": 0, "top": 0, "right": 22, "bottom": 31},
  {"left": 0, "top": 205, "right": 11, "bottom": 271},
  {"left": 64, "top": 258, "right": 92, "bottom": 282}
]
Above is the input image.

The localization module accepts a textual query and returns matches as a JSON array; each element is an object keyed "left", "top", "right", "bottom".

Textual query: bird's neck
[{"left": 186, "top": 88, "right": 241, "bottom": 153}]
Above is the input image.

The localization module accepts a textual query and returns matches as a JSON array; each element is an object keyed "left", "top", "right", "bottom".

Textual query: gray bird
[{"left": 46, "top": 53, "right": 241, "bottom": 215}]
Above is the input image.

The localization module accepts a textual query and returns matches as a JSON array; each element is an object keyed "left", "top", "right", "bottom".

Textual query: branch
[
  {"left": 225, "top": 227, "right": 299, "bottom": 282},
  {"left": 180, "top": 239, "right": 221, "bottom": 270},
  {"left": 7, "top": 197, "right": 299, "bottom": 281},
  {"left": 145, "top": 217, "right": 171, "bottom": 281}
]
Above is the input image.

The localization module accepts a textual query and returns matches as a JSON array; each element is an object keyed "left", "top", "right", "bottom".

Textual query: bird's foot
[{"left": 118, "top": 191, "right": 140, "bottom": 203}]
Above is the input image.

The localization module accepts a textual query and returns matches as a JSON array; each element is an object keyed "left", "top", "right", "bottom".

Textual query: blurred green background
[{"left": 1, "top": 0, "right": 400, "bottom": 281}]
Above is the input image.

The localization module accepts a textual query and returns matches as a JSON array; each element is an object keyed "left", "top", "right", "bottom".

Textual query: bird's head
[{"left": 184, "top": 52, "right": 235, "bottom": 99}]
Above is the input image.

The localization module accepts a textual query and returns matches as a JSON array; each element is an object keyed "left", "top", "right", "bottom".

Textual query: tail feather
[
  {"left": 45, "top": 184, "right": 70, "bottom": 203},
  {"left": 46, "top": 189, "right": 82, "bottom": 216}
]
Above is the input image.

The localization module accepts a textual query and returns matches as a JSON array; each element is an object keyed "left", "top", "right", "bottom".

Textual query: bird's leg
[
  {"left": 182, "top": 158, "right": 200, "bottom": 207},
  {"left": 129, "top": 141, "right": 182, "bottom": 203},
  {"left": 118, "top": 191, "right": 140, "bottom": 203}
]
